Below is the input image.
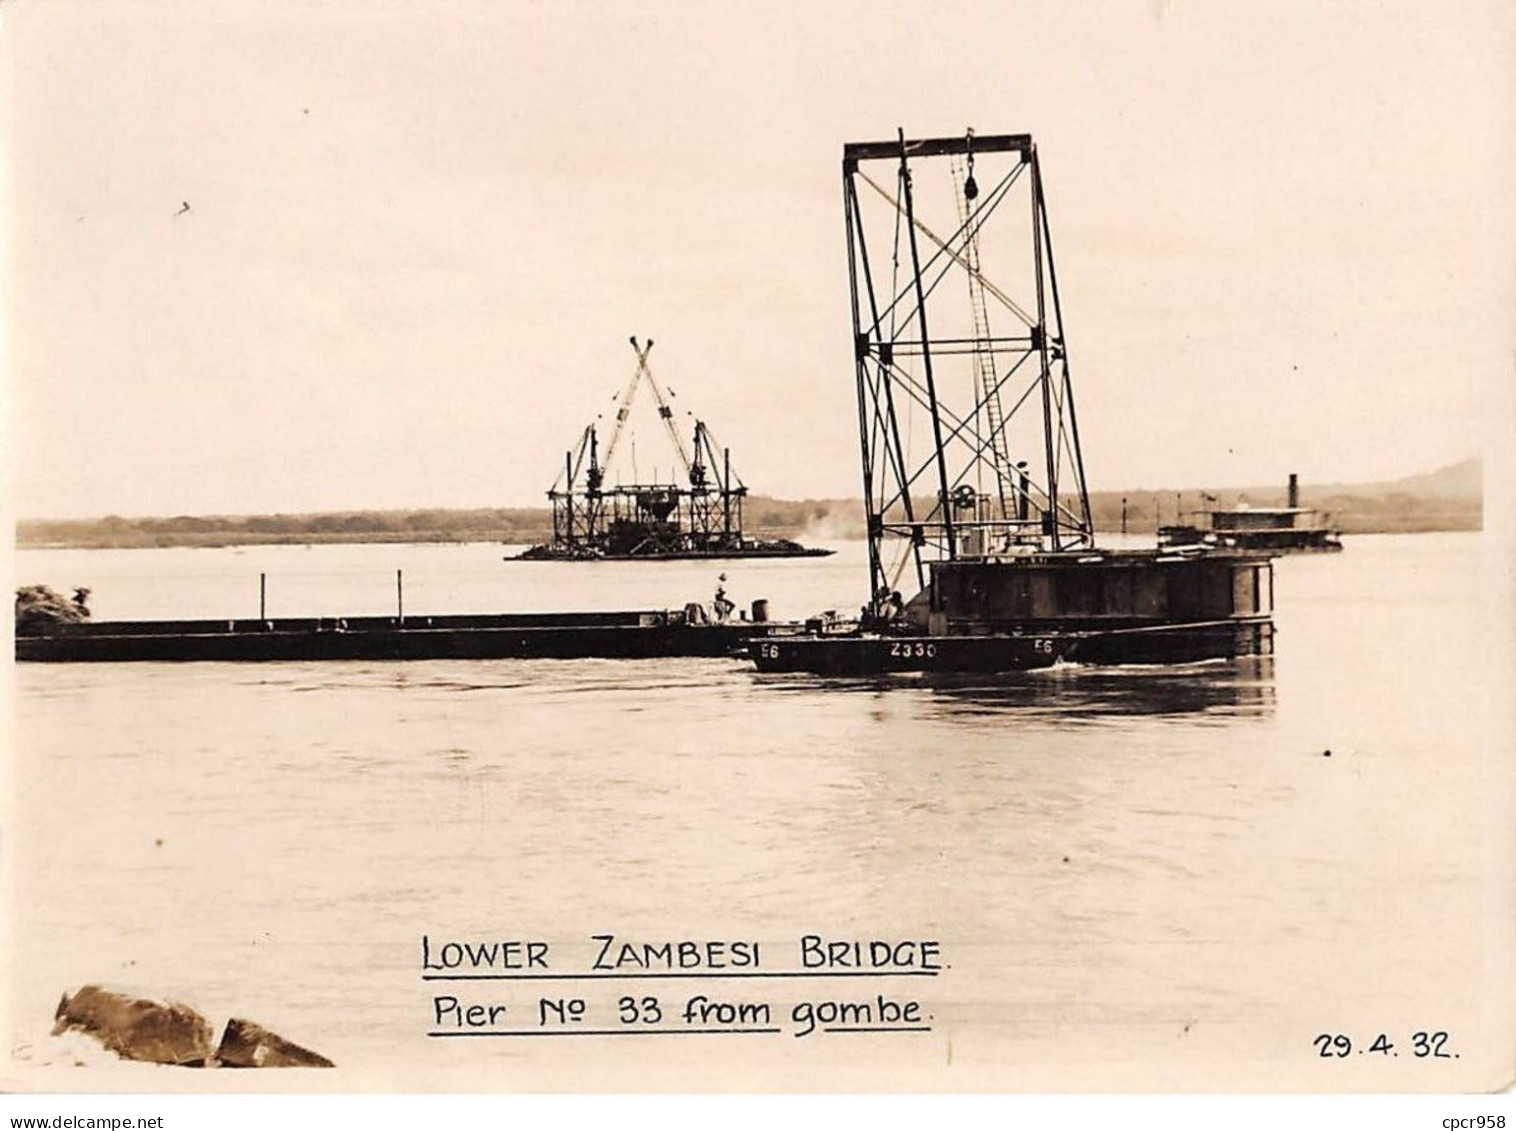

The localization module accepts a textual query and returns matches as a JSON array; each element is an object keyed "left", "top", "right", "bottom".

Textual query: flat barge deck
[{"left": 15, "top": 609, "right": 779, "bottom": 664}]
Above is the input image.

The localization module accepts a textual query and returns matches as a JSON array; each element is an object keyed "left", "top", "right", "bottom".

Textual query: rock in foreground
[
  {"left": 215, "top": 1018, "right": 334, "bottom": 1068},
  {"left": 53, "top": 986, "right": 213, "bottom": 1066}
]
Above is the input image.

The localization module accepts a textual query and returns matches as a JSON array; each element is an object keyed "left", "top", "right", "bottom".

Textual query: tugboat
[
  {"left": 1158, "top": 474, "right": 1344, "bottom": 554},
  {"left": 752, "top": 129, "right": 1274, "bottom": 675}
]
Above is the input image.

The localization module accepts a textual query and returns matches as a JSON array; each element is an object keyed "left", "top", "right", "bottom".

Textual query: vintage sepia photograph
[{"left": 3, "top": 0, "right": 1513, "bottom": 1113}]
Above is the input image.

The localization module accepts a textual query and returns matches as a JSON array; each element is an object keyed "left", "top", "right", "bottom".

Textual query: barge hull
[
  {"left": 1062, "top": 618, "right": 1274, "bottom": 665},
  {"left": 751, "top": 633, "right": 1060, "bottom": 675},
  {"left": 17, "top": 611, "right": 765, "bottom": 664},
  {"left": 750, "top": 618, "right": 1273, "bottom": 674}
]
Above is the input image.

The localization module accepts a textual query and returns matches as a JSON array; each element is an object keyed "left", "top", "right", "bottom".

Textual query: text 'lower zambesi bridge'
[{"left": 420, "top": 934, "right": 945, "bottom": 1040}]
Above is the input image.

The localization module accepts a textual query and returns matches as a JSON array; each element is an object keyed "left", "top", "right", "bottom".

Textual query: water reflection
[{"left": 752, "top": 657, "right": 1276, "bottom": 721}]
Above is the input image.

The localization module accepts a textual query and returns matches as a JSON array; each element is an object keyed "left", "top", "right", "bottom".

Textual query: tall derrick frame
[{"left": 843, "top": 131, "right": 1094, "bottom": 611}]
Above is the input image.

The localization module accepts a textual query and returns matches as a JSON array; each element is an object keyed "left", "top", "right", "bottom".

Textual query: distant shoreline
[
  {"left": 14, "top": 458, "right": 1483, "bottom": 551},
  {"left": 14, "top": 525, "right": 1484, "bottom": 552},
  {"left": 14, "top": 495, "right": 1482, "bottom": 552}
]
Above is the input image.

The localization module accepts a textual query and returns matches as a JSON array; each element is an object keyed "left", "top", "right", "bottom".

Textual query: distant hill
[
  {"left": 14, "top": 460, "right": 1481, "bottom": 549},
  {"left": 1091, "top": 458, "right": 1483, "bottom": 535},
  {"left": 1323, "top": 457, "right": 1482, "bottom": 501}
]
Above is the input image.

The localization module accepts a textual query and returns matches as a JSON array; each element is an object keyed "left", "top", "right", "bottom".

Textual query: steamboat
[{"left": 1158, "top": 473, "right": 1344, "bottom": 554}]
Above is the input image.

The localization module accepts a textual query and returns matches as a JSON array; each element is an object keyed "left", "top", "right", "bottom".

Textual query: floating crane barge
[
  {"left": 512, "top": 338, "right": 831, "bottom": 561},
  {"left": 751, "top": 130, "right": 1275, "bottom": 674}
]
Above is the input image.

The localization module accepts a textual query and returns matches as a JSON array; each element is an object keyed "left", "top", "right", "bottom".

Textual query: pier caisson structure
[
  {"left": 518, "top": 338, "right": 829, "bottom": 561},
  {"left": 753, "top": 129, "right": 1275, "bottom": 673}
]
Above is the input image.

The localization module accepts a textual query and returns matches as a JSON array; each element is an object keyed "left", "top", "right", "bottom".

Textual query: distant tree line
[
  {"left": 15, "top": 498, "right": 867, "bottom": 550},
  {"left": 16, "top": 482, "right": 1481, "bottom": 551}
]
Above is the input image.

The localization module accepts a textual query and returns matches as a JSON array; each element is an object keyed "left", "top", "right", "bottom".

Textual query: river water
[{"left": 6, "top": 534, "right": 1507, "bottom": 1091}]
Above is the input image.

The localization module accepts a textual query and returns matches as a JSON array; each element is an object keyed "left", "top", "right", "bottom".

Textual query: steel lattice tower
[{"left": 842, "top": 130, "right": 1094, "bottom": 610}]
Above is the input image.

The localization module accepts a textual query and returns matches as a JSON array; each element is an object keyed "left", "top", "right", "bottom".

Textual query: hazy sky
[{"left": 5, "top": 0, "right": 1512, "bottom": 518}]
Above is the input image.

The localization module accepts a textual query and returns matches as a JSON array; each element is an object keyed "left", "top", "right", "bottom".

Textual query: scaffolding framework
[
  {"left": 541, "top": 341, "right": 751, "bottom": 558},
  {"left": 843, "top": 130, "right": 1094, "bottom": 609}
]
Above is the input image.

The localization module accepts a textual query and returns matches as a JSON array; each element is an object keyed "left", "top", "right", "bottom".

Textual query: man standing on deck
[{"left": 713, "top": 574, "right": 736, "bottom": 623}]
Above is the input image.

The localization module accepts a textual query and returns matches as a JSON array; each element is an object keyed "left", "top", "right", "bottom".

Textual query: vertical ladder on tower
[{"left": 951, "top": 153, "right": 1013, "bottom": 522}]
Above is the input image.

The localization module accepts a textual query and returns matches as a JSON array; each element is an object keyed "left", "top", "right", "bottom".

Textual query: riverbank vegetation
[{"left": 17, "top": 461, "right": 1481, "bottom": 550}]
